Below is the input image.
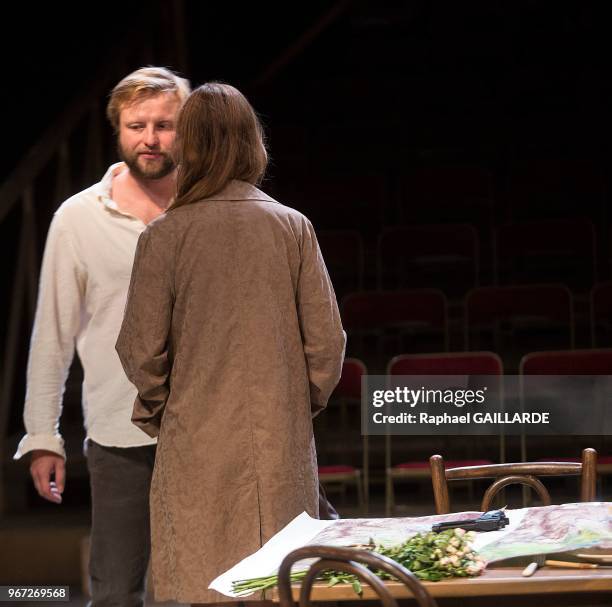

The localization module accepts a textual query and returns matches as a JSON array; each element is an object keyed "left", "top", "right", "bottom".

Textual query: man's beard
[{"left": 117, "top": 142, "right": 176, "bottom": 180}]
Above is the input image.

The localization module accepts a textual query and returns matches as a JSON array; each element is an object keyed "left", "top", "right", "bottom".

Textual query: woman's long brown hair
[{"left": 171, "top": 82, "right": 268, "bottom": 210}]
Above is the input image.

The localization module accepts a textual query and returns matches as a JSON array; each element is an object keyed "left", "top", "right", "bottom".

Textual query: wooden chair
[
  {"left": 430, "top": 448, "right": 597, "bottom": 514},
  {"left": 278, "top": 545, "right": 438, "bottom": 607}
]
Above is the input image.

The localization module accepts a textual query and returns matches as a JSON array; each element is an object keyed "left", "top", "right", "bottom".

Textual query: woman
[{"left": 115, "top": 83, "right": 346, "bottom": 604}]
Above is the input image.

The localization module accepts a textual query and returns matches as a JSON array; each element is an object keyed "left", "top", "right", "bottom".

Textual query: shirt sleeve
[
  {"left": 115, "top": 224, "right": 174, "bottom": 438},
  {"left": 296, "top": 218, "right": 346, "bottom": 416},
  {"left": 14, "top": 213, "right": 86, "bottom": 460}
]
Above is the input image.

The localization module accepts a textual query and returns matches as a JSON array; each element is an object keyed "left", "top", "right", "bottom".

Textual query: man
[{"left": 14, "top": 67, "right": 191, "bottom": 607}]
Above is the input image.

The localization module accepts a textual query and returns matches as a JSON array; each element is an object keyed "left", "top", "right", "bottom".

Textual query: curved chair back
[
  {"left": 430, "top": 448, "right": 597, "bottom": 514},
  {"left": 278, "top": 545, "right": 438, "bottom": 607}
]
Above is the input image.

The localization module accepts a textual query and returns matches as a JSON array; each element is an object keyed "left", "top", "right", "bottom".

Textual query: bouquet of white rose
[{"left": 232, "top": 528, "right": 485, "bottom": 597}]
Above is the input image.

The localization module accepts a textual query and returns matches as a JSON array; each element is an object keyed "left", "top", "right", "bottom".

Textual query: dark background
[
  {"left": 4, "top": 1, "right": 611, "bottom": 178},
  {"left": 2, "top": 0, "right": 611, "bottom": 519}
]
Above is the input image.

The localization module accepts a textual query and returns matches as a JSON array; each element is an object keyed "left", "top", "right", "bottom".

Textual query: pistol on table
[{"left": 432, "top": 509, "right": 510, "bottom": 533}]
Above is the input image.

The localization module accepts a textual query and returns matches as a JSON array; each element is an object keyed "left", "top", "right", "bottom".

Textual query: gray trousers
[{"left": 86, "top": 440, "right": 156, "bottom": 607}]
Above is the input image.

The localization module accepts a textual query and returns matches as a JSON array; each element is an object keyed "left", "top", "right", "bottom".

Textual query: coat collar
[{"left": 204, "top": 180, "right": 276, "bottom": 203}]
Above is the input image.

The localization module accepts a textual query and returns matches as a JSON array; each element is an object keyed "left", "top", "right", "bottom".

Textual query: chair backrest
[
  {"left": 305, "top": 173, "right": 387, "bottom": 231},
  {"left": 317, "top": 229, "right": 364, "bottom": 297},
  {"left": 520, "top": 348, "right": 612, "bottom": 375},
  {"left": 590, "top": 282, "right": 612, "bottom": 347},
  {"left": 377, "top": 224, "right": 479, "bottom": 295},
  {"left": 319, "top": 357, "right": 367, "bottom": 450},
  {"left": 494, "top": 219, "right": 596, "bottom": 290},
  {"left": 387, "top": 352, "right": 504, "bottom": 469},
  {"left": 402, "top": 165, "right": 493, "bottom": 202},
  {"left": 430, "top": 448, "right": 597, "bottom": 514},
  {"left": 342, "top": 290, "right": 448, "bottom": 333},
  {"left": 278, "top": 545, "right": 438, "bottom": 607},
  {"left": 507, "top": 158, "right": 605, "bottom": 222},
  {"left": 464, "top": 284, "right": 574, "bottom": 350},
  {"left": 333, "top": 358, "right": 367, "bottom": 400},
  {"left": 320, "top": 358, "right": 366, "bottom": 433},
  {"left": 317, "top": 358, "right": 370, "bottom": 511},
  {"left": 315, "top": 358, "right": 362, "bottom": 444},
  {"left": 466, "top": 284, "right": 573, "bottom": 327},
  {"left": 388, "top": 352, "right": 502, "bottom": 376},
  {"left": 518, "top": 349, "right": 611, "bottom": 465}
]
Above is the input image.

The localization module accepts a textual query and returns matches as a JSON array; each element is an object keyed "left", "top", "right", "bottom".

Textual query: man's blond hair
[{"left": 106, "top": 67, "right": 191, "bottom": 131}]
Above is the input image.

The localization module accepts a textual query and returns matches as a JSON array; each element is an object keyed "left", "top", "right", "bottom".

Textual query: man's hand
[{"left": 29, "top": 450, "right": 65, "bottom": 503}]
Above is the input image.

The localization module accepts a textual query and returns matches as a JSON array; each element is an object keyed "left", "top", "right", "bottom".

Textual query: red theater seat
[
  {"left": 384, "top": 352, "right": 502, "bottom": 515},
  {"left": 316, "top": 359, "right": 368, "bottom": 512}
]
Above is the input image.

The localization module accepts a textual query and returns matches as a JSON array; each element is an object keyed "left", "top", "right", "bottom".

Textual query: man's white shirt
[{"left": 15, "top": 163, "right": 157, "bottom": 460}]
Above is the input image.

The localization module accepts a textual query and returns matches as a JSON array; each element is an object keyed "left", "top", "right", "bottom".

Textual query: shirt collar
[{"left": 95, "top": 162, "right": 127, "bottom": 210}]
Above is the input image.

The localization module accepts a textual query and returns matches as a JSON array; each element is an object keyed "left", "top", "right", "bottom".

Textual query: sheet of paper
[
  {"left": 210, "top": 502, "right": 612, "bottom": 597},
  {"left": 476, "top": 502, "right": 612, "bottom": 561},
  {"left": 209, "top": 511, "right": 334, "bottom": 597},
  {"left": 210, "top": 510, "right": 484, "bottom": 597}
]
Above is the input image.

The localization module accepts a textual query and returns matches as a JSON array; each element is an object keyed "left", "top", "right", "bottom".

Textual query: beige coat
[{"left": 116, "top": 181, "right": 345, "bottom": 603}]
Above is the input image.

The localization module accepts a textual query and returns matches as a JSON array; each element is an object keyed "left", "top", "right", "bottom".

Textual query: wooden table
[{"left": 268, "top": 563, "right": 612, "bottom": 606}]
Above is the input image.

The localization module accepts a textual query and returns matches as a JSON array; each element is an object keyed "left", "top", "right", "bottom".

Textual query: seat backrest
[
  {"left": 403, "top": 165, "right": 493, "bottom": 201},
  {"left": 388, "top": 352, "right": 502, "bottom": 376},
  {"left": 509, "top": 158, "right": 603, "bottom": 197},
  {"left": 333, "top": 358, "right": 367, "bottom": 400},
  {"left": 278, "top": 545, "right": 438, "bottom": 607},
  {"left": 494, "top": 219, "right": 596, "bottom": 289},
  {"left": 342, "top": 290, "right": 448, "bottom": 332},
  {"left": 319, "top": 358, "right": 370, "bottom": 511},
  {"left": 591, "top": 283, "right": 612, "bottom": 346},
  {"left": 465, "top": 284, "right": 574, "bottom": 352},
  {"left": 318, "top": 358, "right": 366, "bottom": 462},
  {"left": 466, "top": 284, "right": 573, "bottom": 327},
  {"left": 507, "top": 159, "right": 605, "bottom": 223},
  {"left": 306, "top": 173, "right": 387, "bottom": 231},
  {"left": 378, "top": 224, "right": 478, "bottom": 259},
  {"left": 495, "top": 219, "right": 595, "bottom": 258},
  {"left": 520, "top": 349, "right": 612, "bottom": 375},
  {"left": 377, "top": 224, "right": 479, "bottom": 294},
  {"left": 317, "top": 229, "right": 365, "bottom": 296},
  {"left": 385, "top": 352, "right": 504, "bottom": 476},
  {"left": 313, "top": 358, "right": 368, "bottom": 440},
  {"left": 430, "top": 448, "right": 597, "bottom": 514},
  {"left": 518, "top": 350, "right": 610, "bottom": 466}
]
